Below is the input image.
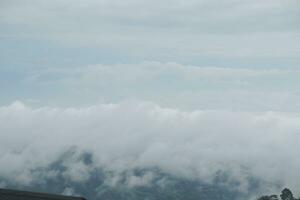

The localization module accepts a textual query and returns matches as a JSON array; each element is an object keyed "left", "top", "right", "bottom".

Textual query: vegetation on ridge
[{"left": 258, "top": 188, "right": 300, "bottom": 200}]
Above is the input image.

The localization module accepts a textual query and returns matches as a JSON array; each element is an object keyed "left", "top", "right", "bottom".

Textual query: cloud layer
[
  {"left": 1, "top": 0, "right": 299, "bottom": 64},
  {"left": 1, "top": 101, "right": 300, "bottom": 195},
  {"left": 3, "top": 62, "right": 300, "bottom": 111}
]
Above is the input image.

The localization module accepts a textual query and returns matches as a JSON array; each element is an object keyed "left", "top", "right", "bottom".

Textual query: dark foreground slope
[{"left": 0, "top": 188, "right": 85, "bottom": 200}]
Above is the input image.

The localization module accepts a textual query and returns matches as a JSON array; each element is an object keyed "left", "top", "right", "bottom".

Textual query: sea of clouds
[{"left": 1, "top": 100, "right": 300, "bottom": 196}]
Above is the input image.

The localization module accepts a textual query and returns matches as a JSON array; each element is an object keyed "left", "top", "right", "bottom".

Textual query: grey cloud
[
  {"left": 1, "top": 0, "right": 299, "bottom": 61},
  {"left": 1, "top": 0, "right": 299, "bottom": 33}
]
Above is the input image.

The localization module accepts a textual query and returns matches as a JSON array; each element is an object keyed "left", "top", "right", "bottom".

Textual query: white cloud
[
  {"left": 22, "top": 62, "right": 300, "bottom": 111},
  {"left": 62, "top": 187, "right": 76, "bottom": 196},
  {"left": 126, "top": 171, "right": 155, "bottom": 188},
  {"left": 61, "top": 150, "right": 94, "bottom": 183},
  {"left": 1, "top": 101, "right": 300, "bottom": 194}
]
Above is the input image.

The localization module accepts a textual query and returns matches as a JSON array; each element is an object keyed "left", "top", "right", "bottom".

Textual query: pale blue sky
[{"left": 1, "top": 0, "right": 300, "bottom": 110}]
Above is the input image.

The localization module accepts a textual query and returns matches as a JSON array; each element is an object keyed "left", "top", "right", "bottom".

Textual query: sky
[
  {"left": 1, "top": 0, "right": 300, "bottom": 108},
  {"left": 1, "top": 0, "right": 300, "bottom": 198}
]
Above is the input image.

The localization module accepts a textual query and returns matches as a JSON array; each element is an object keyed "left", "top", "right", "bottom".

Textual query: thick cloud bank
[{"left": 1, "top": 101, "right": 300, "bottom": 195}]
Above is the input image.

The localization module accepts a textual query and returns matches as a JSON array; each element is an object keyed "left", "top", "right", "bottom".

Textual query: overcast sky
[
  {"left": 1, "top": 0, "right": 300, "bottom": 108},
  {"left": 1, "top": 0, "right": 300, "bottom": 197}
]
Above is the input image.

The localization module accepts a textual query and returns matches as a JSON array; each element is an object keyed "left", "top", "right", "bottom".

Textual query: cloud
[
  {"left": 1, "top": 0, "right": 299, "bottom": 33},
  {"left": 1, "top": 101, "right": 300, "bottom": 195},
  {"left": 15, "top": 62, "right": 300, "bottom": 111},
  {"left": 1, "top": 1, "right": 299, "bottom": 198},
  {"left": 0, "top": 0, "right": 299, "bottom": 61}
]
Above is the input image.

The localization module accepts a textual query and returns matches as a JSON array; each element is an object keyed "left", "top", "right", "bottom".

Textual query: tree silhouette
[{"left": 258, "top": 188, "right": 300, "bottom": 200}]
